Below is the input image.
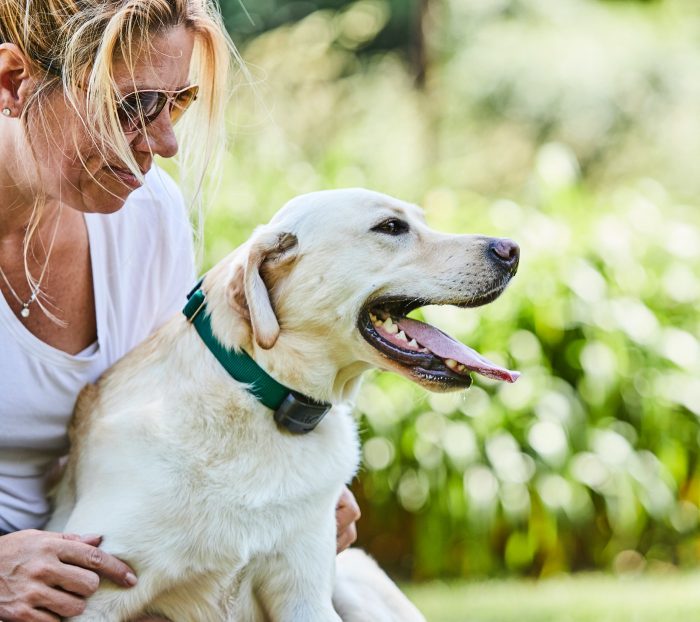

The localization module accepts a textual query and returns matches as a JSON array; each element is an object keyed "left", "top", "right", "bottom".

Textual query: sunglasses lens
[
  {"left": 117, "top": 86, "right": 198, "bottom": 132},
  {"left": 169, "top": 86, "right": 198, "bottom": 125},
  {"left": 116, "top": 94, "right": 139, "bottom": 131},
  {"left": 117, "top": 91, "right": 165, "bottom": 132},
  {"left": 137, "top": 91, "right": 164, "bottom": 117}
]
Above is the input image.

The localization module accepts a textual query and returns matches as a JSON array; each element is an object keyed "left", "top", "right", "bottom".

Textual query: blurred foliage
[
  {"left": 188, "top": 0, "right": 700, "bottom": 580},
  {"left": 219, "top": 0, "right": 423, "bottom": 64}
]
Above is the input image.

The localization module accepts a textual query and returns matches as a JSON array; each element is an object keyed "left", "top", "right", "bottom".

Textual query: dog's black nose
[{"left": 489, "top": 238, "right": 520, "bottom": 269}]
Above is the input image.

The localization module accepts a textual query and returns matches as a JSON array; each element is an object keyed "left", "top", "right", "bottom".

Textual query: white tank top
[{"left": 0, "top": 167, "right": 195, "bottom": 531}]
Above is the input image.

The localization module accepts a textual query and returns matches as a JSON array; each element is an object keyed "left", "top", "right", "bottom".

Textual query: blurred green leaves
[
  {"left": 220, "top": 0, "right": 419, "bottom": 58},
  {"left": 198, "top": 0, "right": 700, "bottom": 579}
]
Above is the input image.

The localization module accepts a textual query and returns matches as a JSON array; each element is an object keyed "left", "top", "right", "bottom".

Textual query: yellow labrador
[{"left": 49, "top": 189, "right": 519, "bottom": 621}]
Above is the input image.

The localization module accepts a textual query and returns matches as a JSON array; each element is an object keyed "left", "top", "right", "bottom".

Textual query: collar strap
[{"left": 182, "top": 280, "right": 332, "bottom": 434}]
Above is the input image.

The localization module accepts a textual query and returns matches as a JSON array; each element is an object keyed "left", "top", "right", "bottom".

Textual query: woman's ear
[
  {"left": 0, "top": 43, "right": 36, "bottom": 117},
  {"left": 229, "top": 230, "right": 299, "bottom": 350}
]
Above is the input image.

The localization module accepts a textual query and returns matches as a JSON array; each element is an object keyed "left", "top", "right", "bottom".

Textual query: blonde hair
[{"left": 0, "top": 0, "right": 236, "bottom": 316}]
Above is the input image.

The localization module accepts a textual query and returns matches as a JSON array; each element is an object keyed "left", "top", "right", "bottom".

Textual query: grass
[{"left": 403, "top": 573, "right": 700, "bottom": 622}]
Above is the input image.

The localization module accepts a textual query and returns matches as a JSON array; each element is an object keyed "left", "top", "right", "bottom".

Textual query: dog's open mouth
[{"left": 359, "top": 297, "right": 520, "bottom": 390}]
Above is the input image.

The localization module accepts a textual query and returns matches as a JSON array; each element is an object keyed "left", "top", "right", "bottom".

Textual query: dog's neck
[{"left": 195, "top": 267, "right": 370, "bottom": 407}]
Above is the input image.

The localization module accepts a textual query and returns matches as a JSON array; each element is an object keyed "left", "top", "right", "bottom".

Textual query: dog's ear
[{"left": 231, "top": 231, "right": 298, "bottom": 350}]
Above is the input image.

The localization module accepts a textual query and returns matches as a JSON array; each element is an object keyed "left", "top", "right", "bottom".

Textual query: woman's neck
[
  {"left": 0, "top": 199, "right": 66, "bottom": 290},
  {"left": 0, "top": 200, "right": 33, "bottom": 242},
  {"left": 0, "top": 200, "right": 63, "bottom": 253},
  {"left": 0, "top": 121, "right": 48, "bottom": 242}
]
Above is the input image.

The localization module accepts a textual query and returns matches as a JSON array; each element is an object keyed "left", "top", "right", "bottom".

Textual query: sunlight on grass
[{"left": 404, "top": 573, "right": 700, "bottom": 622}]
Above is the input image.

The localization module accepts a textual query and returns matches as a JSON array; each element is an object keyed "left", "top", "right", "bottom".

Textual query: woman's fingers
[
  {"left": 54, "top": 563, "right": 100, "bottom": 597},
  {"left": 29, "top": 585, "right": 86, "bottom": 618},
  {"left": 336, "top": 520, "right": 358, "bottom": 554},
  {"left": 335, "top": 486, "right": 361, "bottom": 553},
  {"left": 336, "top": 487, "right": 361, "bottom": 531},
  {"left": 56, "top": 538, "right": 137, "bottom": 588},
  {"left": 7, "top": 606, "right": 60, "bottom": 622}
]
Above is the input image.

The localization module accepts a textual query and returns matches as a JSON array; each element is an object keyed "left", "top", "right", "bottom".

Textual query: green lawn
[{"left": 403, "top": 573, "right": 700, "bottom": 622}]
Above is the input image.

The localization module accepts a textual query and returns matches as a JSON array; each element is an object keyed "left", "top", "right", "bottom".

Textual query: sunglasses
[{"left": 116, "top": 84, "right": 199, "bottom": 133}]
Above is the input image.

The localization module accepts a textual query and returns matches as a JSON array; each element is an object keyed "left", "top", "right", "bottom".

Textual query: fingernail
[
  {"left": 81, "top": 533, "right": 103, "bottom": 541},
  {"left": 125, "top": 572, "right": 138, "bottom": 587}
]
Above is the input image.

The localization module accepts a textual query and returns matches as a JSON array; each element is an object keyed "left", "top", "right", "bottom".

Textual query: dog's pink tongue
[{"left": 397, "top": 317, "right": 520, "bottom": 383}]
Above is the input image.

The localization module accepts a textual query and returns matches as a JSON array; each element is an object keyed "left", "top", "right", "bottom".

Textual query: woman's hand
[
  {"left": 335, "top": 486, "right": 361, "bottom": 554},
  {"left": 0, "top": 529, "right": 137, "bottom": 622}
]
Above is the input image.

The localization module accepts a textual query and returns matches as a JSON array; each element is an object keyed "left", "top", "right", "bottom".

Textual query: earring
[{"left": 1, "top": 108, "right": 11, "bottom": 117}]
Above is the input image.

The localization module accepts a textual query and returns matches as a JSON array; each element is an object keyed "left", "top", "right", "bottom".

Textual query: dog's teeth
[
  {"left": 420, "top": 346, "right": 430, "bottom": 353},
  {"left": 445, "top": 359, "right": 458, "bottom": 370},
  {"left": 383, "top": 317, "right": 398, "bottom": 334},
  {"left": 408, "top": 339, "right": 419, "bottom": 349},
  {"left": 397, "top": 331, "right": 408, "bottom": 342},
  {"left": 370, "top": 313, "right": 378, "bottom": 323},
  {"left": 457, "top": 364, "right": 467, "bottom": 373}
]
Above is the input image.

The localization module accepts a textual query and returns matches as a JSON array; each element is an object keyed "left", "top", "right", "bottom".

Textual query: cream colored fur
[{"left": 49, "top": 188, "right": 512, "bottom": 621}]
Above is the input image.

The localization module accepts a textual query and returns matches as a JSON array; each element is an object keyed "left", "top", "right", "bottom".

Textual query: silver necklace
[
  {"left": 0, "top": 208, "right": 62, "bottom": 319},
  {"left": 0, "top": 265, "right": 41, "bottom": 317}
]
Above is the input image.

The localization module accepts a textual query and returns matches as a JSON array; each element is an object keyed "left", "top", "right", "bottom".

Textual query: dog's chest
[
  {"left": 237, "top": 411, "right": 356, "bottom": 498},
  {"left": 162, "top": 402, "right": 360, "bottom": 556}
]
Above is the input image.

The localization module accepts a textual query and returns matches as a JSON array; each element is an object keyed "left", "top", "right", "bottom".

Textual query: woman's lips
[{"left": 107, "top": 166, "right": 144, "bottom": 189}]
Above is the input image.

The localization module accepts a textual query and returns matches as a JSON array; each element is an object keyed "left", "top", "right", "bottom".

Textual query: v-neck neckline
[{"left": 0, "top": 213, "right": 102, "bottom": 367}]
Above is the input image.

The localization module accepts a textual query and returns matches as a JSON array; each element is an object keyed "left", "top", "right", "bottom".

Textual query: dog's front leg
[
  {"left": 67, "top": 573, "right": 164, "bottom": 622},
  {"left": 248, "top": 517, "right": 340, "bottom": 622}
]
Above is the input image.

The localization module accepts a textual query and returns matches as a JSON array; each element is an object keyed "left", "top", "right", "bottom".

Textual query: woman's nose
[{"left": 131, "top": 110, "right": 179, "bottom": 159}]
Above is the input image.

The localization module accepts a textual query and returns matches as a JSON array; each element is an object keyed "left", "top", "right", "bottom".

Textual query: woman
[{"left": 0, "top": 1, "right": 359, "bottom": 620}]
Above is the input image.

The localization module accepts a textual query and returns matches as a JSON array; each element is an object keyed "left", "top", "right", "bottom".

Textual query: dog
[{"left": 48, "top": 188, "right": 520, "bottom": 621}]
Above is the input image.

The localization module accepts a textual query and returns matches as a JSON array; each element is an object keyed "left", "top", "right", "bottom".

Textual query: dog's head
[{"left": 204, "top": 189, "right": 519, "bottom": 402}]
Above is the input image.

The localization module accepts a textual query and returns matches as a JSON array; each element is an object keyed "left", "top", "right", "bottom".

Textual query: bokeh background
[{"left": 188, "top": 0, "right": 700, "bottom": 618}]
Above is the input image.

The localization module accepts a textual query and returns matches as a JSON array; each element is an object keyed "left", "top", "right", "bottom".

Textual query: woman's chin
[
  {"left": 72, "top": 190, "right": 128, "bottom": 215},
  {"left": 79, "top": 173, "right": 142, "bottom": 214}
]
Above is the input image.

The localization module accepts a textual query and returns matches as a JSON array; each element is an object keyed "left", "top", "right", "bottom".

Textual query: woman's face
[{"left": 26, "top": 25, "right": 195, "bottom": 215}]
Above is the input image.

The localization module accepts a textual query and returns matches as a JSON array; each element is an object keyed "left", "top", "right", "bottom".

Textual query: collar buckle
[
  {"left": 274, "top": 392, "right": 332, "bottom": 435},
  {"left": 184, "top": 290, "right": 207, "bottom": 323},
  {"left": 183, "top": 278, "right": 207, "bottom": 323}
]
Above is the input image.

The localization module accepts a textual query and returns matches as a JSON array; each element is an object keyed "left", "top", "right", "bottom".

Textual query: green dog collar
[{"left": 182, "top": 280, "right": 332, "bottom": 434}]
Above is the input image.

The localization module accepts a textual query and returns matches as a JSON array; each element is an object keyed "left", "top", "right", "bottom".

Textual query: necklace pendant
[{"left": 20, "top": 306, "right": 30, "bottom": 318}]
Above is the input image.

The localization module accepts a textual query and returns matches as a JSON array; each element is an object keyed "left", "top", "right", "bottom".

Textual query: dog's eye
[{"left": 371, "top": 218, "right": 409, "bottom": 236}]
